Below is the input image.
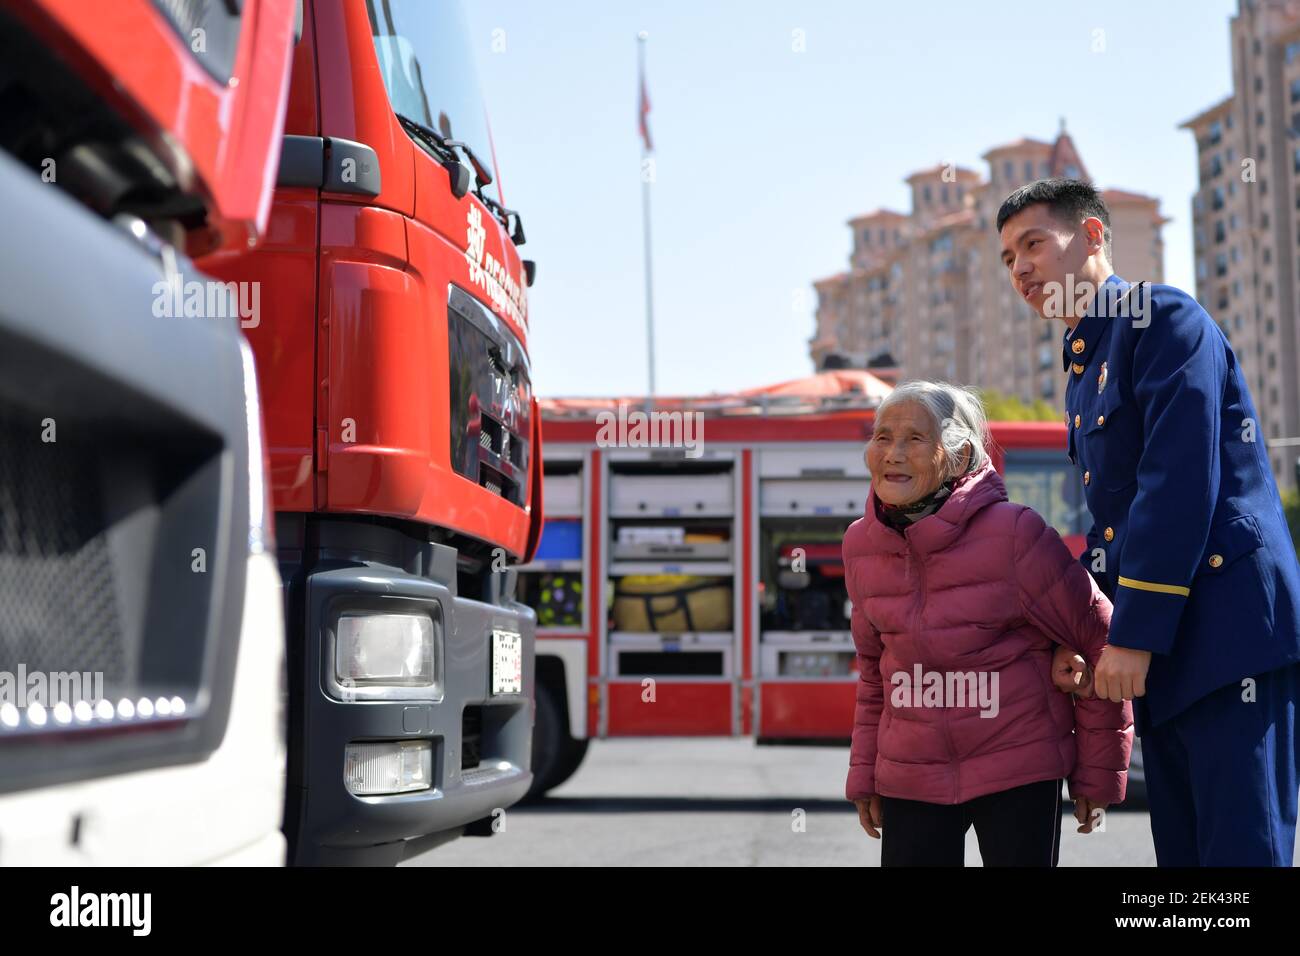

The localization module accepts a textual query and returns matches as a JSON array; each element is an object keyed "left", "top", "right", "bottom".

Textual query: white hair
[{"left": 872, "top": 381, "right": 989, "bottom": 482}]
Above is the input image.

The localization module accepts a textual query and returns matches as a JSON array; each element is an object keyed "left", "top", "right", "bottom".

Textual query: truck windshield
[
  {"left": 367, "top": 0, "right": 495, "bottom": 190},
  {"left": 1002, "top": 452, "right": 1088, "bottom": 538}
]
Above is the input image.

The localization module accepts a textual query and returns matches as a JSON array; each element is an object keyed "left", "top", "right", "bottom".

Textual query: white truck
[{"left": 0, "top": 0, "right": 298, "bottom": 864}]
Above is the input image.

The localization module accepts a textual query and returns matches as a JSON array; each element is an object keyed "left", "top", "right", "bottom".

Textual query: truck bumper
[
  {"left": 0, "top": 553, "right": 287, "bottom": 866},
  {"left": 287, "top": 561, "right": 534, "bottom": 866}
]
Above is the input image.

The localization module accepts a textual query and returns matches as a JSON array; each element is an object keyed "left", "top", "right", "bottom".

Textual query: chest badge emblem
[{"left": 1098, "top": 361, "right": 1108, "bottom": 394}]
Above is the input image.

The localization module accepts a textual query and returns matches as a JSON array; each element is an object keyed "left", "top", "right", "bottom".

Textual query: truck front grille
[
  {"left": 0, "top": 411, "right": 126, "bottom": 678},
  {"left": 447, "top": 286, "right": 531, "bottom": 508},
  {"left": 0, "top": 144, "right": 253, "bottom": 792}
]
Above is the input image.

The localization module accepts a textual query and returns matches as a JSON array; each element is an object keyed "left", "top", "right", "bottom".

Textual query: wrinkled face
[
  {"left": 867, "top": 401, "right": 946, "bottom": 506},
  {"left": 998, "top": 203, "right": 1095, "bottom": 319}
]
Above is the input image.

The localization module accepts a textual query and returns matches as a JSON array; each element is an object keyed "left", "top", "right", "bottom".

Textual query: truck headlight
[
  {"left": 344, "top": 740, "right": 432, "bottom": 795},
  {"left": 335, "top": 612, "right": 436, "bottom": 686}
]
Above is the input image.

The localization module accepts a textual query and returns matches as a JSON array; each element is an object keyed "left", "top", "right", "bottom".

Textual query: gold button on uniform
[
  {"left": 1103, "top": 527, "right": 1114, "bottom": 542},
  {"left": 1072, "top": 362, "right": 1085, "bottom": 374},
  {"left": 1074, "top": 414, "right": 1081, "bottom": 428},
  {"left": 1097, "top": 414, "right": 1105, "bottom": 426},
  {"left": 1084, "top": 471, "right": 1091, "bottom": 485},
  {"left": 1208, "top": 554, "right": 1224, "bottom": 568},
  {"left": 1072, "top": 339, "right": 1086, "bottom": 354}
]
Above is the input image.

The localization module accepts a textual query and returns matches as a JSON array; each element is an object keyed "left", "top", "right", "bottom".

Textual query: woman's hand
[
  {"left": 854, "top": 796, "right": 883, "bottom": 838},
  {"left": 1073, "top": 797, "right": 1107, "bottom": 834},
  {"left": 1051, "top": 645, "right": 1094, "bottom": 698}
]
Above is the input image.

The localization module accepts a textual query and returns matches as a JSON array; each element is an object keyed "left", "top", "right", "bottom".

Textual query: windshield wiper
[
  {"left": 395, "top": 112, "right": 524, "bottom": 244},
  {"left": 396, "top": 112, "right": 472, "bottom": 199},
  {"left": 395, "top": 112, "right": 493, "bottom": 187},
  {"left": 396, "top": 112, "right": 453, "bottom": 161}
]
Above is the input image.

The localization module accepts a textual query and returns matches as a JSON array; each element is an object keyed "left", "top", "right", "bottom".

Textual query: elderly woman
[{"left": 844, "top": 380, "right": 1132, "bottom": 866}]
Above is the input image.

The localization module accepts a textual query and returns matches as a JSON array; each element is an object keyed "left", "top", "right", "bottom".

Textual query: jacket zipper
[{"left": 905, "top": 530, "right": 959, "bottom": 803}]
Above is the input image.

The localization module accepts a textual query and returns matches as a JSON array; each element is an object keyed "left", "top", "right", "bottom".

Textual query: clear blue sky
[{"left": 465, "top": 0, "right": 1240, "bottom": 398}]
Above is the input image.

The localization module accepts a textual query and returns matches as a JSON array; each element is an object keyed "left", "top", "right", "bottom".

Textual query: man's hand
[
  {"left": 1073, "top": 798, "right": 1107, "bottom": 834},
  {"left": 1093, "top": 644, "right": 1152, "bottom": 702},
  {"left": 1050, "top": 645, "right": 1093, "bottom": 698},
  {"left": 854, "top": 796, "right": 883, "bottom": 839}
]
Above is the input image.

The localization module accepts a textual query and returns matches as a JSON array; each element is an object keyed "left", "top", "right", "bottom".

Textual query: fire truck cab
[{"left": 198, "top": 0, "right": 542, "bottom": 865}]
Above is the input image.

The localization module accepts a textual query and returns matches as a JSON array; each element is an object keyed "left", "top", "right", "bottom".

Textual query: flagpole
[{"left": 638, "top": 31, "right": 656, "bottom": 415}]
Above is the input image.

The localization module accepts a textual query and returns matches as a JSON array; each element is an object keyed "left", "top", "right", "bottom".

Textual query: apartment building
[
  {"left": 1181, "top": 0, "right": 1300, "bottom": 489},
  {"left": 811, "top": 127, "right": 1166, "bottom": 421}
]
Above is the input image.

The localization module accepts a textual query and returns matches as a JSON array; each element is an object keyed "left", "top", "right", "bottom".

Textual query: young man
[{"left": 997, "top": 178, "right": 1300, "bottom": 866}]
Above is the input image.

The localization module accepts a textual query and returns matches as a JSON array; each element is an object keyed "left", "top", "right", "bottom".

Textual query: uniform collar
[{"left": 1062, "top": 274, "right": 1130, "bottom": 372}]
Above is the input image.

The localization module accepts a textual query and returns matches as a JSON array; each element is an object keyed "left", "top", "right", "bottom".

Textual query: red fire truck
[
  {"left": 520, "top": 371, "right": 1087, "bottom": 796},
  {"left": 198, "top": 0, "right": 542, "bottom": 865}
]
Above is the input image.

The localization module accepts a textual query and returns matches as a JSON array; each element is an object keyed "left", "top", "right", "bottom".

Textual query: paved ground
[{"left": 404, "top": 738, "right": 1185, "bottom": 866}]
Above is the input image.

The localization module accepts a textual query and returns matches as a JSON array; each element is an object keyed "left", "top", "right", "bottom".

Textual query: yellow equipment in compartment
[{"left": 612, "top": 574, "right": 732, "bottom": 632}]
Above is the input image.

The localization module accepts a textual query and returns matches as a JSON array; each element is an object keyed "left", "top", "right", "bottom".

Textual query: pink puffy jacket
[{"left": 843, "top": 460, "right": 1132, "bottom": 806}]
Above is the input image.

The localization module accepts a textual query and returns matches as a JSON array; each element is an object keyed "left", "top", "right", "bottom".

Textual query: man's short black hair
[{"left": 995, "top": 178, "right": 1112, "bottom": 261}]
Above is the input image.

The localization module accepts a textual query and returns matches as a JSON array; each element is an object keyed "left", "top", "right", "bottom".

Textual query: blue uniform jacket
[{"left": 1063, "top": 275, "right": 1300, "bottom": 731}]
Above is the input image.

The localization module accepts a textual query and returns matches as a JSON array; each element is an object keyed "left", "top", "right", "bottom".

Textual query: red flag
[{"left": 638, "top": 72, "right": 653, "bottom": 153}]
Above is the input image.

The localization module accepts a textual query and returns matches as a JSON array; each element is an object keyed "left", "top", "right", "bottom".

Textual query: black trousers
[{"left": 880, "top": 778, "right": 1063, "bottom": 867}]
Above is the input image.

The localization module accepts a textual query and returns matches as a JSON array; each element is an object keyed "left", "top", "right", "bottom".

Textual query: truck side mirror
[{"left": 444, "top": 160, "right": 471, "bottom": 199}]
